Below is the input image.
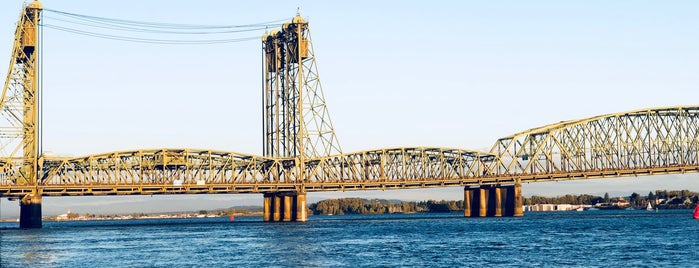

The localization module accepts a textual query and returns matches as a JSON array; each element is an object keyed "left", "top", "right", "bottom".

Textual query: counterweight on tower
[{"left": 261, "top": 15, "right": 341, "bottom": 160}]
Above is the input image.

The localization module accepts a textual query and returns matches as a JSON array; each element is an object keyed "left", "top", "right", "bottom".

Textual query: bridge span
[{"left": 2, "top": 2, "right": 698, "bottom": 227}]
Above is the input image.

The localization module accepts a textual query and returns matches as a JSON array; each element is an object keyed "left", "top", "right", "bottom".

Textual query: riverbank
[{"left": 0, "top": 209, "right": 263, "bottom": 223}]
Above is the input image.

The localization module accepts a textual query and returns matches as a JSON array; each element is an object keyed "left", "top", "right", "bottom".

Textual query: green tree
[
  {"left": 648, "top": 191, "right": 656, "bottom": 200},
  {"left": 681, "top": 190, "right": 691, "bottom": 198},
  {"left": 629, "top": 192, "right": 645, "bottom": 207}
]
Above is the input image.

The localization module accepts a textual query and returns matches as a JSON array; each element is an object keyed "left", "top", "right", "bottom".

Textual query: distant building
[
  {"left": 594, "top": 197, "right": 630, "bottom": 209},
  {"left": 524, "top": 204, "right": 586, "bottom": 212},
  {"left": 56, "top": 209, "right": 71, "bottom": 221}
]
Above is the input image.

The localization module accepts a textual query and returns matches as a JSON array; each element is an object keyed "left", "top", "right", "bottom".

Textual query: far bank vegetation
[{"left": 309, "top": 190, "right": 699, "bottom": 215}]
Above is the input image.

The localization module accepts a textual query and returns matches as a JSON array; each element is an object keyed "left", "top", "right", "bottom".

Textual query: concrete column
[
  {"left": 514, "top": 183, "right": 524, "bottom": 217},
  {"left": 478, "top": 187, "right": 488, "bottom": 217},
  {"left": 502, "top": 185, "right": 515, "bottom": 217},
  {"left": 493, "top": 186, "right": 503, "bottom": 217},
  {"left": 19, "top": 193, "right": 42, "bottom": 228},
  {"left": 504, "top": 185, "right": 515, "bottom": 217},
  {"left": 471, "top": 187, "right": 481, "bottom": 217},
  {"left": 463, "top": 187, "right": 472, "bottom": 217},
  {"left": 263, "top": 193, "right": 272, "bottom": 222},
  {"left": 283, "top": 195, "right": 293, "bottom": 222},
  {"left": 464, "top": 185, "right": 522, "bottom": 218},
  {"left": 273, "top": 194, "right": 282, "bottom": 221},
  {"left": 263, "top": 192, "right": 308, "bottom": 222},
  {"left": 295, "top": 193, "right": 307, "bottom": 222},
  {"left": 486, "top": 186, "right": 498, "bottom": 217}
]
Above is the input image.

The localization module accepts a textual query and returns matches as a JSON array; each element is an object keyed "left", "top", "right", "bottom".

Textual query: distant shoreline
[
  {"left": 3, "top": 208, "right": 697, "bottom": 223},
  {"left": 0, "top": 211, "right": 263, "bottom": 223}
]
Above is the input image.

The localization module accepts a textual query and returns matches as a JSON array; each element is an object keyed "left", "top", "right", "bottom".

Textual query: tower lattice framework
[
  {"left": 0, "top": 1, "right": 42, "bottom": 187},
  {"left": 262, "top": 15, "right": 341, "bottom": 162}
]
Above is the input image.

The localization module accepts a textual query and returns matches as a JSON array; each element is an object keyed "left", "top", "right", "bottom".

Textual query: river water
[{"left": 1, "top": 209, "right": 697, "bottom": 267}]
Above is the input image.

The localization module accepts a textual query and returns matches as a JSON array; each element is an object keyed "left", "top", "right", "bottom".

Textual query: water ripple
[{"left": 1, "top": 210, "right": 698, "bottom": 267}]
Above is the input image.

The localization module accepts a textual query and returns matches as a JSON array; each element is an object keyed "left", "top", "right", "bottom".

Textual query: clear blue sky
[{"left": 1, "top": 0, "right": 698, "bottom": 217}]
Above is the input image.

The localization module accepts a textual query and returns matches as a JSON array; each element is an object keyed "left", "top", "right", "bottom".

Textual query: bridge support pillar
[
  {"left": 478, "top": 187, "right": 488, "bottom": 217},
  {"left": 283, "top": 195, "right": 293, "bottom": 221},
  {"left": 464, "top": 184, "right": 523, "bottom": 218},
  {"left": 502, "top": 185, "right": 514, "bottom": 216},
  {"left": 263, "top": 193, "right": 272, "bottom": 222},
  {"left": 463, "top": 187, "right": 473, "bottom": 217},
  {"left": 295, "top": 193, "right": 307, "bottom": 222},
  {"left": 513, "top": 183, "right": 523, "bottom": 217},
  {"left": 263, "top": 192, "right": 307, "bottom": 222},
  {"left": 273, "top": 194, "right": 282, "bottom": 221},
  {"left": 488, "top": 186, "right": 503, "bottom": 217},
  {"left": 19, "top": 193, "right": 42, "bottom": 228}
]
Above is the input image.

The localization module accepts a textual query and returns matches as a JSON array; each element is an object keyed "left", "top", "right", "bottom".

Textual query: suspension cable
[
  {"left": 42, "top": 24, "right": 261, "bottom": 44},
  {"left": 44, "top": 8, "right": 287, "bottom": 29},
  {"left": 40, "top": 8, "right": 288, "bottom": 45},
  {"left": 43, "top": 15, "right": 274, "bottom": 35}
]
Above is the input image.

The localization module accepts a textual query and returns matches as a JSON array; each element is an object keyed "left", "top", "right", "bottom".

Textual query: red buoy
[
  {"left": 694, "top": 205, "right": 699, "bottom": 220},
  {"left": 229, "top": 215, "right": 235, "bottom": 222}
]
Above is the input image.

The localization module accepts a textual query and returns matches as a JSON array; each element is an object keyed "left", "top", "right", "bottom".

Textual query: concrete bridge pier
[
  {"left": 512, "top": 184, "right": 524, "bottom": 217},
  {"left": 478, "top": 187, "right": 488, "bottom": 217},
  {"left": 263, "top": 192, "right": 307, "bottom": 222},
  {"left": 19, "top": 193, "right": 42, "bottom": 228},
  {"left": 463, "top": 184, "right": 523, "bottom": 217},
  {"left": 487, "top": 186, "right": 503, "bottom": 217},
  {"left": 463, "top": 187, "right": 472, "bottom": 217}
]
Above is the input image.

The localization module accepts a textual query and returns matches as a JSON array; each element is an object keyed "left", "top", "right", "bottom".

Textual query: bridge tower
[
  {"left": 261, "top": 14, "right": 341, "bottom": 159},
  {"left": 1, "top": 1, "right": 43, "bottom": 228},
  {"left": 261, "top": 14, "right": 341, "bottom": 221}
]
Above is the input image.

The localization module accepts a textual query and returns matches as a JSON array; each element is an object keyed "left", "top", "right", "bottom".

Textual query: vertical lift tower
[
  {"left": 260, "top": 14, "right": 341, "bottom": 221},
  {"left": 1, "top": 1, "right": 43, "bottom": 228}
]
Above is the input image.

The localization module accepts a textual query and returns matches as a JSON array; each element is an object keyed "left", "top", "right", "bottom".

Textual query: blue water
[{"left": 1, "top": 210, "right": 697, "bottom": 267}]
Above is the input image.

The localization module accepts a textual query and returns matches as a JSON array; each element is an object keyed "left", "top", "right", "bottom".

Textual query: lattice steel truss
[
  {"left": 0, "top": 2, "right": 42, "bottom": 187},
  {"left": 262, "top": 15, "right": 341, "bottom": 160},
  {"left": 488, "top": 106, "right": 699, "bottom": 182},
  {"left": 2, "top": 148, "right": 493, "bottom": 196}
]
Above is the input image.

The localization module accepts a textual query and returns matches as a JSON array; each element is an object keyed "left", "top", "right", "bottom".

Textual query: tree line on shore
[
  {"left": 308, "top": 198, "right": 462, "bottom": 215},
  {"left": 526, "top": 190, "right": 699, "bottom": 209},
  {"left": 308, "top": 190, "right": 699, "bottom": 215}
]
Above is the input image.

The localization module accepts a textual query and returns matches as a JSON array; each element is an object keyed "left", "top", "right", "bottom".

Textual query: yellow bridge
[{"left": 2, "top": 2, "right": 698, "bottom": 227}]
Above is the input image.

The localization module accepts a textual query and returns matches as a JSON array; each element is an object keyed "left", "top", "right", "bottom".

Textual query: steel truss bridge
[
  {"left": 3, "top": 106, "right": 697, "bottom": 197},
  {"left": 2, "top": 2, "right": 698, "bottom": 226}
]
